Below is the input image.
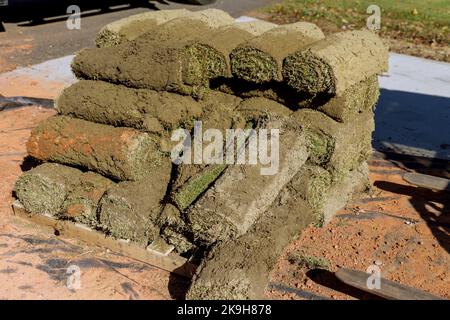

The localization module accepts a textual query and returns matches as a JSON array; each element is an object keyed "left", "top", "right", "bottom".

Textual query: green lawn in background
[{"left": 264, "top": 0, "right": 449, "bottom": 45}]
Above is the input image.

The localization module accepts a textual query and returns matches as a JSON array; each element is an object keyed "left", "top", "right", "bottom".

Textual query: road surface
[{"left": 0, "top": 0, "right": 279, "bottom": 71}]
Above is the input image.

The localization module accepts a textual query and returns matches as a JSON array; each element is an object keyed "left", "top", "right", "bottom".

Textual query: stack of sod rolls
[{"left": 13, "top": 9, "right": 388, "bottom": 299}]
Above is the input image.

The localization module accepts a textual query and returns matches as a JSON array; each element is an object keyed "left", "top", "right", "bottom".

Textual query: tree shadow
[
  {"left": 373, "top": 151, "right": 450, "bottom": 180},
  {"left": 374, "top": 180, "right": 450, "bottom": 254},
  {"left": 374, "top": 89, "right": 450, "bottom": 163},
  {"left": 305, "top": 269, "right": 383, "bottom": 300}
]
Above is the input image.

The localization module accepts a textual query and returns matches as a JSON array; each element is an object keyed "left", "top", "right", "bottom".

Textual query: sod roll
[
  {"left": 159, "top": 204, "right": 197, "bottom": 254},
  {"left": 191, "top": 21, "right": 278, "bottom": 76},
  {"left": 279, "top": 162, "right": 370, "bottom": 226},
  {"left": 99, "top": 164, "right": 171, "bottom": 244},
  {"left": 137, "top": 18, "right": 231, "bottom": 83},
  {"left": 95, "top": 9, "right": 234, "bottom": 48},
  {"left": 162, "top": 228, "right": 196, "bottom": 254},
  {"left": 135, "top": 16, "right": 223, "bottom": 45},
  {"left": 143, "top": 9, "right": 235, "bottom": 41},
  {"left": 27, "top": 116, "right": 164, "bottom": 181},
  {"left": 292, "top": 109, "right": 375, "bottom": 182},
  {"left": 314, "top": 75, "right": 379, "bottom": 122},
  {"left": 55, "top": 80, "right": 203, "bottom": 133},
  {"left": 235, "top": 97, "right": 293, "bottom": 125},
  {"left": 187, "top": 178, "right": 315, "bottom": 299},
  {"left": 95, "top": 9, "right": 191, "bottom": 47},
  {"left": 231, "top": 22, "right": 325, "bottom": 83},
  {"left": 289, "top": 165, "right": 333, "bottom": 224},
  {"left": 169, "top": 91, "right": 245, "bottom": 211},
  {"left": 102, "top": 16, "right": 238, "bottom": 92},
  {"left": 320, "top": 162, "right": 370, "bottom": 224},
  {"left": 62, "top": 171, "right": 114, "bottom": 227},
  {"left": 187, "top": 162, "right": 369, "bottom": 299},
  {"left": 234, "top": 20, "right": 278, "bottom": 35},
  {"left": 200, "top": 90, "right": 245, "bottom": 132},
  {"left": 179, "top": 8, "right": 234, "bottom": 29},
  {"left": 283, "top": 30, "right": 388, "bottom": 95},
  {"left": 186, "top": 119, "right": 309, "bottom": 245},
  {"left": 72, "top": 35, "right": 227, "bottom": 97},
  {"left": 14, "top": 163, "right": 83, "bottom": 216}
]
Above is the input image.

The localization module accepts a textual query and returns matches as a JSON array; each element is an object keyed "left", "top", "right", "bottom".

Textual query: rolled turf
[
  {"left": 200, "top": 90, "right": 245, "bottom": 132},
  {"left": 231, "top": 22, "right": 325, "bottom": 83},
  {"left": 62, "top": 171, "right": 115, "bottom": 227},
  {"left": 189, "top": 20, "right": 277, "bottom": 76},
  {"left": 235, "top": 97, "right": 293, "bottom": 125},
  {"left": 186, "top": 119, "right": 309, "bottom": 245},
  {"left": 98, "top": 163, "right": 171, "bottom": 245},
  {"left": 14, "top": 163, "right": 83, "bottom": 216},
  {"left": 72, "top": 26, "right": 228, "bottom": 97},
  {"left": 142, "top": 17, "right": 276, "bottom": 83},
  {"left": 170, "top": 97, "right": 292, "bottom": 219},
  {"left": 169, "top": 91, "right": 244, "bottom": 211},
  {"left": 292, "top": 109, "right": 375, "bottom": 183},
  {"left": 283, "top": 30, "right": 388, "bottom": 95},
  {"left": 187, "top": 177, "right": 315, "bottom": 299},
  {"left": 289, "top": 165, "right": 333, "bottom": 224},
  {"left": 272, "top": 162, "right": 369, "bottom": 227},
  {"left": 234, "top": 20, "right": 277, "bottom": 35},
  {"left": 158, "top": 203, "right": 197, "bottom": 254},
  {"left": 180, "top": 8, "right": 235, "bottom": 28},
  {"left": 95, "top": 9, "right": 191, "bottom": 47},
  {"left": 321, "top": 162, "right": 370, "bottom": 224},
  {"left": 186, "top": 163, "right": 368, "bottom": 299},
  {"left": 313, "top": 75, "right": 380, "bottom": 122},
  {"left": 56, "top": 80, "right": 203, "bottom": 133},
  {"left": 95, "top": 9, "right": 234, "bottom": 48},
  {"left": 27, "top": 116, "right": 165, "bottom": 181}
]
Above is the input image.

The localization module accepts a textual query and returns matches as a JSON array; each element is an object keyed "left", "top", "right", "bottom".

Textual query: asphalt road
[{"left": 0, "top": 0, "right": 279, "bottom": 70}]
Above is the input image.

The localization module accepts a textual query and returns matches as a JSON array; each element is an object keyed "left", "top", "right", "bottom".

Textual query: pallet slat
[
  {"left": 12, "top": 200, "right": 196, "bottom": 278},
  {"left": 335, "top": 268, "right": 444, "bottom": 300},
  {"left": 403, "top": 172, "right": 450, "bottom": 192}
]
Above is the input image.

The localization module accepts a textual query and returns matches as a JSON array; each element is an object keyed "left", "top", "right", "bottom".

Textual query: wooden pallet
[
  {"left": 11, "top": 200, "right": 197, "bottom": 278},
  {"left": 403, "top": 172, "right": 450, "bottom": 192},
  {"left": 335, "top": 268, "right": 444, "bottom": 300}
]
